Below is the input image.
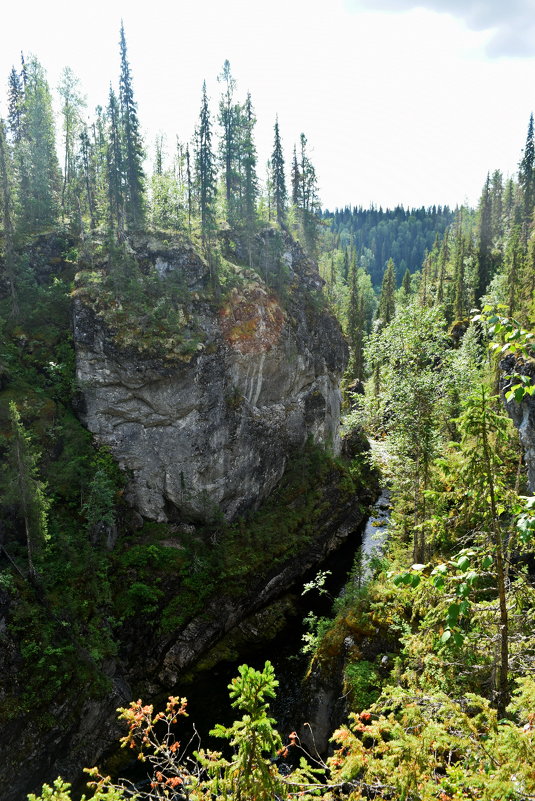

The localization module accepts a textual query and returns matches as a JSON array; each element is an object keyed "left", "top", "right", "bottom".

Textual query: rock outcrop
[
  {"left": 1, "top": 232, "right": 370, "bottom": 801},
  {"left": 74, "top": 232, "right": 347, "bottom": 523},
  {"left": 501, "top": 355, "right": 535, "bottom": 492}
]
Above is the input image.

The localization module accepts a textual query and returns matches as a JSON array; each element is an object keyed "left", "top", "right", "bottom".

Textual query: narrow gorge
[{"left": 0, "top": 230, "right": 378, "bottom": 801}]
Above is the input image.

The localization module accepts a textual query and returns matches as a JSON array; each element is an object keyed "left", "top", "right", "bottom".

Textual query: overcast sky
[{"left": 1, "top": 0, "right": 534, "bottom": 211}]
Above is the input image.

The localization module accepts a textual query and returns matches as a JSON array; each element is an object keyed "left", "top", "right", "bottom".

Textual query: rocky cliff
[
  {"left": 74, "top": 231, "right": 347, "bottom": 523},
  {"left": 501, "top": 355, "right": 535, "bottom": 492},
  {"left": 1, "top": 231, "right": 380, "bottom": 801}
]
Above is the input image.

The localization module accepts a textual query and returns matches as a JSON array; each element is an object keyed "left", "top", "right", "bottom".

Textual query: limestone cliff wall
[
  {"left": 74, "top": 232, "right": 348, "bottom": 522},
  {"left": 0, "top": 233, "right": 356, "bottom": 801}
]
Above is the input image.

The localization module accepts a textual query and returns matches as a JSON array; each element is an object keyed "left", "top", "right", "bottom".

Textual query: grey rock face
[
  {"left": 501, "top": 356, "right": 535, "bottom": 492},
  {"left": 74, "top": 234, "right": 348, "bottom": 523}
]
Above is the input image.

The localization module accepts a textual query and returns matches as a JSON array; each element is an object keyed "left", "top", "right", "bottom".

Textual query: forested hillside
[
  {"left": 322, "top": 204, "right": 454, "bottom": 286},
  {"left": 0, "top": 20, "right": 535, "bottom": 801}
]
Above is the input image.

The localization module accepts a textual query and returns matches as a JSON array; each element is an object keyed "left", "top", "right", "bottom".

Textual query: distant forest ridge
[{"left": 322, "top": 205, "right": 455, "bottom": 286}]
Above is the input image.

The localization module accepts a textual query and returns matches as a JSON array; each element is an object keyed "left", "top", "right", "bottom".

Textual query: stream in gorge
[
  {"left": 167, "top": 453, "right": 391, "bottom": 756},
  {"left": 101, "top": 442, "right": 392, "bottom": 790}
]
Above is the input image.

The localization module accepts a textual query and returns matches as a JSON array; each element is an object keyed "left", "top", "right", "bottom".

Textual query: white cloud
[{"left": 352, "top": 0, "right": 535, "bottom": 56}]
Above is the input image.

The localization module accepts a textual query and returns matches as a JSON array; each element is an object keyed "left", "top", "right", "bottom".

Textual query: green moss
[
  {"left": 0, "top": 237, "right": 125, "bottom": 722},
  {"left": 344, "top": 660, "right": 381, "bottom": 712},
  {"left": 73, "top": 241, "right": 209, "bottom": 359},
  {"left": 159, "top": 444, "right": 372, "bottom": 633},
  {"left": 191, "top": 597, "right": 295, "bottom": 675}
]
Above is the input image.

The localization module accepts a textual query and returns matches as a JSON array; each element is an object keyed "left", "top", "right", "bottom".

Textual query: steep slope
[{"left": 0, "top": 230, "right": 378, "bottom": 800}]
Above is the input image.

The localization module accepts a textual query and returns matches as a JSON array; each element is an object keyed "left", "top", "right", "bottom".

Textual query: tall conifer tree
[
  {"left": 16, "top": 57, "right": 60, "bottom": 232},
  {"left": 291, "top": 145, "right": 300, "bottom": 207},
  {"left": 377, "top": 258, "right": 396, "bottom": 325},
  {"left": 218, "top": 60, "right": 238, "bottom": 223},
  {"left": 58, "top": 67, "right": 85, "bottom": 227},
  {"left": 196, "top": 81, "right": 217, "bottom": 246},
  {"left": 436, "top": 228, "right": 449, "bottom": 305},
  {"left": 79, "top": 125, "right": 97, "bottom": 230},
  {"left": 401, "top": 266, "right": 411, "bottom": 297},
  {"left": 476, "top": 174, "right": 493, "bottom": 303},
  {"left": 452, "top": 213, "right": 466, "bottom": 320},
  {"left": 242, "top": 92, "right": 258, "bottom": 262},
  {"left": 347, "top": 260, "right": 365, "bottom": 381},
  {"left": 185, "top": 143, "right": 193, "bottom": 236},
  {"left": 271, "top": 117, "right": 286, "bottom": 226},
  {"left": 119, "top": 22, "right": 145, "bottom": 228},
  {"left": 106, "top": 86, "right": 125, "bottom": 235},
  {"left": 7, "top": 66, "right": 24, "bottom": 144},
  {"left": 519, "top": 113, "right": 535, "bottom": 231},
  {"left": 0, "top": 119, "right": 18, "bottom": 315}
]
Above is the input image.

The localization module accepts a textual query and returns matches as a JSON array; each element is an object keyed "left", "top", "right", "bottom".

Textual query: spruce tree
[
  {"left": 347, "top": 260, "right": 365, "bottom": 382},
  {"left": 106, "top": 86, "right": 125, "bottom": 235},
  {"left": 242, "top": 92, "right": 258, "bottom": 262},
  {"left": 505, "top": 225, "right": 523, "bottom": 317},
  {"left": 6, "top": 402, "right": 49, "bottom": 579},
  {"left": 401, "top": 266, "right": 411, "bottom": 297},
  {"left": 518, "top": 113, "right": 535, "bottom": 232},
  {"left": 196, "top": 81, "right": 217, "bottom": 247},
  {"left": 452, "top": 219, "right": 466, "bottom": 321},
  {"left": 264, "top": 158, "right": 274, "bottom": 222},
  {"left": 503, "top": 177, "right": 516, "bottom": 230},
  {"left": 91, "top": 106, "right": 110, "bottom": 227},
  {"left": 271, "top": 117, "right": 286, "bottom": 226},
  {"left": 16, "top": 57, "right": 61, "bottom": 232},
  {"left": 79, "top": 125, "right": 97, "bottom": 230},
  {"left": 342, "top": 248, "right": 350, "bottom": 282},
  {"left": 475, "top": 174, "right": 494, "bottom": 303},
  {"left": 185, "top": 143, "right": 193, "bottom": 236},
  {"left": 58, "top": 66, "right": 85, "bottom": 227},
  {"left": 200, "top": 662, "right": 287, "bottom": 801},
  {"left": 377, "top": 258, "right": 396, "bottom": 325},
  {"left": 0, "top": 119, "right": 18, "bottom": 315},
  {"left": 119, "top": 22, "right": 145, "bottom": 228},
  {"left": 291, "top": 145, "right": 300, "bottom": 207},
  {"left": 298, "top": 133, "right": 320, "bottom": 253},
  {"left": 419, "top": 252, "right": 432, "bottom": 307},
  {"left": 436, "top": 228, "right": 449, "bottom": 305},
  {"left": 490, "top": 169, "right": 504, "bottom": 242},
  {"left": 7, "top": 66, "right": 24, "bottom": 144},
  {"left": 218, "top": 60, "right": 238, "bottom": 223}
]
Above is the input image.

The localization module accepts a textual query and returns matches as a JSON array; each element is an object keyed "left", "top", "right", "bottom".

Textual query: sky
[{"left": 1, "top": 0, "right": 535, "bottom": 211}]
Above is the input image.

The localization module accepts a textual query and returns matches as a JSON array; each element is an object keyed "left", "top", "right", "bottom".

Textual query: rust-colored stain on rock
[{"left": 219, "top": 285, "right": 285, "bottom": 354}]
